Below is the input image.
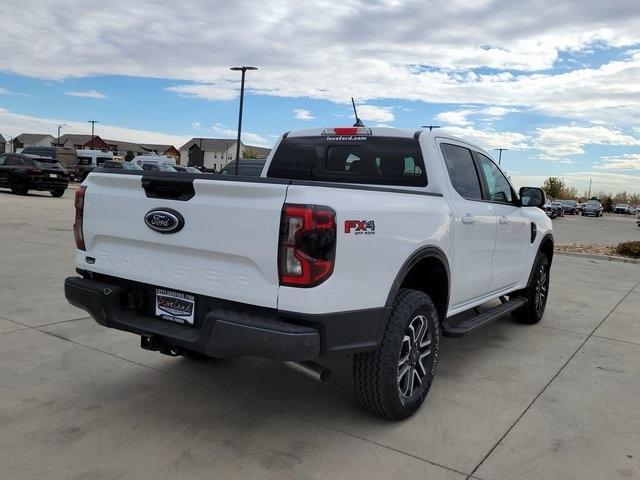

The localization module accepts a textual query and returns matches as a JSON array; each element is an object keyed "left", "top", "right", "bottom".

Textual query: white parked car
[
  {"left": 132, "top": 154, "right": 177, "bottom": 172},
  {"left": 65, "top": 127, "right": 553, "bottom": 420}
]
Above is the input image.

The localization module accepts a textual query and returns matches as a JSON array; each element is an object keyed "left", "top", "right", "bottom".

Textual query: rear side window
[
  {"left": 267, "top": 136, "right": 427, "bottom": 187},
  {"left": 96, "top": 157, "right": 111, "bottom": 166},
  {"left": 78, "top": 156, "right": 92, "bottom": 165},
  {"left": 441, "top": 144, "right": 482, "bottom": 200}
]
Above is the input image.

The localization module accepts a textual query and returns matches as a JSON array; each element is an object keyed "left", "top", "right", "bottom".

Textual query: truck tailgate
[{"left": 78, "top": 173, "right": 289, "bottom": 308}]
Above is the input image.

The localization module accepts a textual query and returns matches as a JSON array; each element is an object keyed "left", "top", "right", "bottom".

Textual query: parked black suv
[{"left": 0, "top": 153, "right": 69, "bottom": 196}]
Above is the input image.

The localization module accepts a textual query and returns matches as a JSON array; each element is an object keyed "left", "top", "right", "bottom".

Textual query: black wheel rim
[
  {"left": 397, "top": 314, "right": 432, "bottom": 398},
  {"left": 534, "top": 262, "right": 549, "bottom": 316}
]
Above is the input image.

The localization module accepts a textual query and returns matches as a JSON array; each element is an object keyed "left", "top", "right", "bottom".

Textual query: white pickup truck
[{"left": 65, "top": 127, "right": 553, "bottom": 420}]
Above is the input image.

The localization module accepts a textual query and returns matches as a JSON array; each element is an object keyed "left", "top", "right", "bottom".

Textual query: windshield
[
  {"left": 33, "top": 158, "right": 64, "bottom": 169},
  {"left": 267, "top": 136, "right": 427, "bottom": 187}
]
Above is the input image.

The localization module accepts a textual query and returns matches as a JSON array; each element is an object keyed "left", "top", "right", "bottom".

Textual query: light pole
[
  {"left": 230, "top": 66, "right": 257, "bottom": 175},
  {"left": 88, "top": 120, "right": 98, "bottom": 149},
  {"left": 57, "top": 124, "right": 67, "bottom": 147},
  {"left": 494, "top": 148, "right": 508, "bottom": 166}
]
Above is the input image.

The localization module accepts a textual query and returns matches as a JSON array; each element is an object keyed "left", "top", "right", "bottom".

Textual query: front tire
[
  {"left": 353, "top": 289, "right": 440, "bottom": 420},
  {"left": 512, "top": 253, "right": 550, "bottom": 324},
  {"left": 50, "top": 188, "right": 65, "bottom": 197}
]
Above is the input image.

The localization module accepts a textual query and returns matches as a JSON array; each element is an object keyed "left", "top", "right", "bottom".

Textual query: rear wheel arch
[{"left": 386, "top": 246, "right": 450, "bottom": 322}]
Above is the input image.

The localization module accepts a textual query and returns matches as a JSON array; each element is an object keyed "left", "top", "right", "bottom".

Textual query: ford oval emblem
[{"left": 144, "top": 208, "right": 184, "bottom": 234}]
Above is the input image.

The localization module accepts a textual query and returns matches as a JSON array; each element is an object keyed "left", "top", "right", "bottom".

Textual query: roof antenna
[
  {"left": 421, "top": 125, "right": 441, "bottom": 131},
  {"left": 351, "top": 98, "right": 365, "bottom": 127}
]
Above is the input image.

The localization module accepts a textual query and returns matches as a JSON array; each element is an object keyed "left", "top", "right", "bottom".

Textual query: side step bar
[{"left": 442, "top": 296, "right": 528, "bottom": 337}]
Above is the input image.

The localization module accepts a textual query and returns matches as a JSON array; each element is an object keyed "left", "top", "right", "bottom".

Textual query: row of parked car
[
  {"left": 544, "top": 199, "right": 640, "bottom": 219},
  {"left": 0, "top": 146, "right": 268, "bottom": 197}
]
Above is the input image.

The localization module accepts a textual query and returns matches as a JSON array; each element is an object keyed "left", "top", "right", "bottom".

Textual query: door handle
[
  {"left": 462, "top": 214, "right": 475, "bottom": 224},
  {"left": 499, "top": 216, "right": 508, "bottom": 225}
]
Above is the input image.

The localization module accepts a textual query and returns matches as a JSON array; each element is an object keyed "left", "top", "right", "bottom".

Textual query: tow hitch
[{"left": 140, "top": 334, "right": 182, "bottom": 357}]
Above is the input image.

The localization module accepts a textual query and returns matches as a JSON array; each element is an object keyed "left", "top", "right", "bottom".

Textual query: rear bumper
[
  {"left": 28, "top": 176, "right": 68, "bottom": 190},
  {"left": 64, "top": 275, "right": 389, "bottom": 361}
]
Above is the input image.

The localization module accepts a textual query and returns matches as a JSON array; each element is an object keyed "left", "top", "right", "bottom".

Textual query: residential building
[
  {"left": 179, "top": 138, "right": 271, "bottom": 170},
  {"left": 0, "top": 134, "right": 6, "bottom": 153},
  {"left": 13, "top": 133, "right": 55, "bottom": 151},
  {"left": 57, "top": 134, "right": 110, "bottom": 151}
]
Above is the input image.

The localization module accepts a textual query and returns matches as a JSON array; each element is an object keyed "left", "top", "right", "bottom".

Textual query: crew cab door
[
  {"left": 474, "top": 152, "right": 530, "bottom": 292},
  {"left": 439, "top": 142, "right": 496, "bottom": 307}
]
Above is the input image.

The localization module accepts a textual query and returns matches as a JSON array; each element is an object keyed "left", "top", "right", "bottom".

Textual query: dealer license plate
[{"left": 155, "top": 288, "right": 195, "bottom": 325}]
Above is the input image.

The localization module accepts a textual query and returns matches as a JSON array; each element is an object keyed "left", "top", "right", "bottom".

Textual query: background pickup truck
[{"left": 65, "top": 127, "right": 553, "bottom": 420}]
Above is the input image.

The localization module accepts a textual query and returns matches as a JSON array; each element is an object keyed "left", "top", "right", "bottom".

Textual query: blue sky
[{"left": 1, "top": 0, "right": 639, "bottom": 193}]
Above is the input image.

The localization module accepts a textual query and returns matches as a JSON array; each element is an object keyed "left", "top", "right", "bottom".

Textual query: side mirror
[{"left": 519, "top": 187, "right": 546, "bottom": 208}]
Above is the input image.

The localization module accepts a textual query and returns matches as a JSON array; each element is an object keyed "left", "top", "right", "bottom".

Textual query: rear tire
[
  {"left": 10, "top": 179, "right": 28, "bottom": 195},
  {"left": 353, "top": 289, "right": 440, "bottom": 420},
  {"left": 512, "top": 253, "right": 550, "bottom": 324},
  {"left": 50, "top": 188, "right": 65, "bottom": 197}
]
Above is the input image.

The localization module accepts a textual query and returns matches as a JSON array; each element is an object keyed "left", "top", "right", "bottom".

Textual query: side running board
[{"left": 442, "top": 296, "right": 528, "bottom": 337}]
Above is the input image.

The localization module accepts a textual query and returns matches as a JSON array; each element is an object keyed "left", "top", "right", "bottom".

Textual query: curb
[{"left": 555, "top": 250, "right": 640, "bottom": 265}]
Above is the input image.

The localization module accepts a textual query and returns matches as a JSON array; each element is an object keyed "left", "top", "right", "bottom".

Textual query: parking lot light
[{"left": 230, "top": 66, "right": 258, "bottom": 175}]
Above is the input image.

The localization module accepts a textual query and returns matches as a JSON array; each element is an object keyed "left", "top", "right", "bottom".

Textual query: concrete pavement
[{"left": 1, "top": 189, "right": 639, "bottom": 479}]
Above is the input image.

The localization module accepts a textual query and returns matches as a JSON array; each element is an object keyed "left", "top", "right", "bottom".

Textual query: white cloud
[
  {"left": 564, "top": 171, "right": 640, "bottom": 194},
  {"left": 439, "top": 125, "right": 531, "bottom": 151},
  {"left": 191, "top": 121, "right": 201, "bottom": 130},
  {"left": 435, "top": 106, "right": 520, "bottom": 127},
  {"left": 435, "top": 109, "right": 475, "bottom": 127},
  {"left": 0, "top": 107, "right": 187, "bottom": 146},
  {"left": 533, "top": 125, "right": 640, "bottom": 158},
  {"left": 210, "top": 123, "right": 271, "bottom": 147},
  {"left": 357, "top": 105, "right": 394, "bottom": 123},
  {"left": 0, "top": 0, "right": 638, "bottom": 130},
  {"left": 595, "top": 153, "right": 640, "bottom": 170},
  {"left": 64, "top": 89, "right": 106, "bottom": 99},
  {"left": 293, "top": 109, "right": 314, "bottom": 120},
  {"left": 165, "top": 82, "right": 238, "bottom": 101}
]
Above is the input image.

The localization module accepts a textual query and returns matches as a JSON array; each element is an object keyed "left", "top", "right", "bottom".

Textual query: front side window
[
  {"left": 440, "top": 143, "right": 482, "bottom": 200},
  {"left": 77, "top": 156, "right": 92, "bottom": 165},
  {"left": 476, "top": 153, "right": 513, "bottom": 203}
]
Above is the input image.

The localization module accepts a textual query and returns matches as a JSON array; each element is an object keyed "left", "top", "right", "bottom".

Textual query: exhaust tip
[{"left": 285, "top": 361, "right": 332, "bottom": 384}]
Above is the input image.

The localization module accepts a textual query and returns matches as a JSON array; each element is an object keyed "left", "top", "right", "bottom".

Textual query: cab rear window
[{"left": 267, "top": 136, "right": 427, "bottom": 187}]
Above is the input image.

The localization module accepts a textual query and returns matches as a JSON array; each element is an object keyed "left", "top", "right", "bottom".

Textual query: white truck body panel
[
  {"left": 76, "top": 128, "right": 552, "bottom": 319},
  {"left": 78, "top": 173, "right": 288, "bottom": 308}
]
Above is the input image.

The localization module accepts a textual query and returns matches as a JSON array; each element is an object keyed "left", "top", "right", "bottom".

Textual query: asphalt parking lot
[
  {"left": 552, "top": 212, "right": 639, "bottom": 245},
  {"left": 1, "top": 189, "right": 640, "bottom": 480}
]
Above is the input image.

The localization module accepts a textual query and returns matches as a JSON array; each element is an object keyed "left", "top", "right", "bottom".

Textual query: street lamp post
[
  {"left": 88, "top": 120, "right": 98, "bottom": 149},
  {"left": 230, "top": 66, "right": 257, "bottom": 175},
  {"left": 494, "top": 148, "right": 508, "bottom": 166},
  {"left": 57, "top": 124, "right": 67, "bottom": 147}
]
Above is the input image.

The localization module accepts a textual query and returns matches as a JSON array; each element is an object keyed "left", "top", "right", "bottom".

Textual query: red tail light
[
  {"left": 73, "top": 186, "right": 86, "bottom": 251},
  {"left": 278, "top": 204, "right": 336, "bottom": 287}
]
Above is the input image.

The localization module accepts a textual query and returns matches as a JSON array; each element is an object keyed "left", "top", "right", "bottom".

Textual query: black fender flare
[
  {"left": 524, "top": 233, "right": 554, "bottom": 289},
  {"left": 385, "top": 245, "right": 451, "bottom": 317}
]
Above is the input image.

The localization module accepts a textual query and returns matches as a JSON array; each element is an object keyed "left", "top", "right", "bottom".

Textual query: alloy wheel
[
  {"left": 397, "top": 314, "right": 432, "bottom": 398},
  {"left": 534, "top": 263, "right": 549, "bottom": 316}
]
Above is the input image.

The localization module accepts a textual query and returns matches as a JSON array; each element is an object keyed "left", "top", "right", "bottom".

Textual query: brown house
[{"left": 58, "top": 134, "right": 110, "bottom": 151}]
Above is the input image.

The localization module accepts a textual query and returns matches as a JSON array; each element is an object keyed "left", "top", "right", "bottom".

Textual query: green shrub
[{"left": 616, "top": 241, "right": 640, "bottom": 258}]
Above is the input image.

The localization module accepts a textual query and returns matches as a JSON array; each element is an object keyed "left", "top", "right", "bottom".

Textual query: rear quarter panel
[{"left": 278, "top": 185, "right": 451, "bottom": 314}]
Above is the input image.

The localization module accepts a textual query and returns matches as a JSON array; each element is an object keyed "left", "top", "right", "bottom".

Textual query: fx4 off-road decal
[{"left": 344, "top": 220, "right": 375, "bottom": 235}]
